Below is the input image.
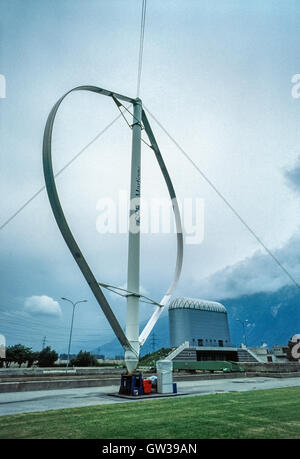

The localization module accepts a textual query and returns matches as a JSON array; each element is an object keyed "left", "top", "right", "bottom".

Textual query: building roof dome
[{"left": 168, "top": 296, "right": 227, "bottom": 313}]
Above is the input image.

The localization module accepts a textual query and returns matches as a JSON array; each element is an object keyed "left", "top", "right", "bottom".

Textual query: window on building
[
  {"left": 197, "top": 339, "right": 203, "bottom": 346},
  {"left": 218, "top": 340, "right": 224, "bottom": 347}
]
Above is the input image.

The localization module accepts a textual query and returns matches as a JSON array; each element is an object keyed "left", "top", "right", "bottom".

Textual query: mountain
[
  {"left": 91, "top": 285, "right": 300, "bottom": 357},
  {"left": 225, "top": 284, "right": 300, "bottom": 347}
]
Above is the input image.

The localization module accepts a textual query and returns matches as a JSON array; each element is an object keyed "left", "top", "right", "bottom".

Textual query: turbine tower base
[{"left": 124, "top": 347, "right": 139, "bottom": 374}]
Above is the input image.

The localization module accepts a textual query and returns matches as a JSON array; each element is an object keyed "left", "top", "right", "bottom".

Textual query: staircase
[
  {"left": 237, "top": 348, "right": 259, "bottom": 362},
  {"left": 165, "top": 341, "right": 190, "bottom": 361}
]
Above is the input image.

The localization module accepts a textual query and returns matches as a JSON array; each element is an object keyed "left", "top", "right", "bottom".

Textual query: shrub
[
  {"left": 70, "top": 350, "right": 99, "bottom": 367},
  {"left": 37, "top": 346, "right": 58, "bottom": 367}
]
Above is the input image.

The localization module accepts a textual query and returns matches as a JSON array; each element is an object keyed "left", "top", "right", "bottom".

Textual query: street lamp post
[
  {"left": 61, "top": 297, "right": 87, "bottom": 368},
  {"left": 236, "top": 318, "right": 249, "bottom": 347}
]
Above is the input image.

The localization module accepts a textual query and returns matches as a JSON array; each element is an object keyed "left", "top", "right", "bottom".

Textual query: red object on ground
[{"left": 143, "top": 379, "right": 152, "bottom": 394}]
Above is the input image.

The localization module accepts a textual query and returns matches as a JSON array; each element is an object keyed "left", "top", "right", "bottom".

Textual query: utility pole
[
  {"left": 236, "top": 319, "right": 249, "bottom": 347},
  {"left": 150, "top": 332, "right": 157, "bottom": 353},
  {"left": 42, "top": 336, "right": 47, "bottom": 349},
  {"left": 61, "top": 297, "right": 87, "bottom": 367}
]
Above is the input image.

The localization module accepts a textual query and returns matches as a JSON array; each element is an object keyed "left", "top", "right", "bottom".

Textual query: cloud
[
  {"left": 24, "top": 295, "right": 62, "bottom": 317},
  {"left": 284, "top": 156, "right": 300, "bottom": 192},
  {"left": 192, "top": 232, "right": 300, "bottom": 300}
]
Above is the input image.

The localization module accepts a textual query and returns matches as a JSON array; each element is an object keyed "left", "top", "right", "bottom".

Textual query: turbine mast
[{"left": 125, "top": 98, "right": 142, "bottom": 373}]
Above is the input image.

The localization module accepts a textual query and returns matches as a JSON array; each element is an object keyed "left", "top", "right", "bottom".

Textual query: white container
[
  {"left": 159, "top": 383, "right": 173, "bottom": 394},
  {"left": 156, "top": 360, "right": 173, "bottom": 394},
  {"left": 156, "top": 360, "right": 173, "bottom": 372}
]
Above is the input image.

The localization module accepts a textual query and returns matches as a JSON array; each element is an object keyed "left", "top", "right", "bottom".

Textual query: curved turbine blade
[
  {"left": 43, "top": 85, "right": 133, "bottom": 351},
  {"left": 139, "top": 110, "right": 183, "bottom": 346}
]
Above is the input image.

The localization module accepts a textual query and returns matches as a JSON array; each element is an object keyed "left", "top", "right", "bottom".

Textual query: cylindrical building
[{"left": 169, "top": 297, "right": 231, "bottom": 348}]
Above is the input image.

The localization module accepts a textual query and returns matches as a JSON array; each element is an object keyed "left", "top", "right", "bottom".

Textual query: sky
[{"left": 1, "top": 0, "right": 300, "bottom": 354}]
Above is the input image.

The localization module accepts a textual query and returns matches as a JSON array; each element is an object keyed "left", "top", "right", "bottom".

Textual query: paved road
[{"left": 1, "top": 376, "right": 300, "bottom": 416}]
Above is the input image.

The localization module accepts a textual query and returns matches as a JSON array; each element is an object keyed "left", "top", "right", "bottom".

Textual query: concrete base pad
[{"left": 108, "top": 392, "right": 185, "bottom": 400}]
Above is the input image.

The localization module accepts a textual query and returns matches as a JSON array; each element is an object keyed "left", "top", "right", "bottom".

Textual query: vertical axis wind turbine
[{"left": 42, "top": 86, "right": 183, "bottom": 372}]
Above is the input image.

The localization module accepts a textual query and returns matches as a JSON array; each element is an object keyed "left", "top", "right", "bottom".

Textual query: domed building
[
  {"left": 169, "top": 296, "right": 231, "bottom": 348},
  {"left": 168, "top": 297, "right": 261, "bottom": 364}
]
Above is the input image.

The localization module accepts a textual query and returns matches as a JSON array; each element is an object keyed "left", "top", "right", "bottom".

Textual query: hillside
[{"left": 138, "top": 347, "right": 173, "bottom": 367}]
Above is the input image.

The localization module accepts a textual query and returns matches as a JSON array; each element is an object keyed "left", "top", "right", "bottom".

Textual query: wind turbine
[{"left": 43, "top": 86, "right": 183, "bottom": 373}]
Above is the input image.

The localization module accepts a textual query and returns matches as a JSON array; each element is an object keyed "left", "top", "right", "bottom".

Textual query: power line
[
  {"left": 1, "top": 324, "right": 112, "bottom": 342},
  {"left": 2, "top": 330, "right": 112, "bottom": 343},
  {"left": 2, "top": 326, "right": 113, "bottom": 343},
  {"left": 0, "top": 307, "right": 111, "bottom": 331},
  {"left": 144, "top": 105, "right": 300, "bottom": 291},
  {"left": 136, "top": 0, "right": 147, "bottom": 97}
]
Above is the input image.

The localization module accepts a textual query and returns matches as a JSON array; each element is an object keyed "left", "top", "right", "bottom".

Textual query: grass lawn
[{"left": 1, "top": 386, "right": 300, "bottom": 439}]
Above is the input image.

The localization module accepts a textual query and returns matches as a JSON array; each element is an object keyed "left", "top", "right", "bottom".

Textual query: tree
[
  {"left": 70, "top": 350, "right": 99, "bottom": 367},
  {"left": 37, "top": 346, "right": 58, "bottom": 367},
  {"left": 5, "top": 344, "right": 35, "bottom": 367},
  {"left": 27, "top": 351, "right": 40, "bottom": 367}
]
